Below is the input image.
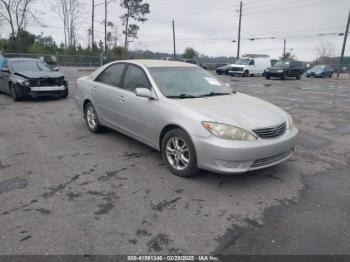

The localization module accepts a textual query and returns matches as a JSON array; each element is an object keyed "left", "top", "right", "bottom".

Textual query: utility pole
[
  {"left": 105, "top": 0, "right": 108, "bottom": 55},
  {"left": 92, "top": 0, "right": 95, "bottom": 48},
  {"left": 283, "top": 38, "right": 286, "bottom": 58},
  {"left": 172, "top": 20, "right": 176, "bottom": 61},
  {"left": 337, "top": 9, "right": 350, "bottom": 78},
  {"left": 236, "top": 1, "right": 242, "bottom": 59}
]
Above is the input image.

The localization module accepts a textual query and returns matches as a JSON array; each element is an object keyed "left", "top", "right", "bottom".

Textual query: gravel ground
[{"left": 0, "top": 66, "right": 349, "bottom": 255}]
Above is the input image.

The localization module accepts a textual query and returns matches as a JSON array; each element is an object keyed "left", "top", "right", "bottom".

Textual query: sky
[{"left": 1, "top": 0, "right": 349, "bottom": 61}]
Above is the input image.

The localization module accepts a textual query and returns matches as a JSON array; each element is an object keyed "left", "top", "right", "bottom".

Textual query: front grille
[
  {"left": 251, "top": 151, "right": 293, "bottom": 168},
  {"left": 30, "top": 78, "right": 63, "bottom": 87},
  {"left": 253, "top": 122, "right": 287, "bottom": 139},
  {"left": 230, "top": 67, "right": 244, "bottom": 72}
]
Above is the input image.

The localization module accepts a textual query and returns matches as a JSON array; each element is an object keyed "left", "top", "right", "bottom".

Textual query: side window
[
  {"left": 249, "top": 60, "right": 255, "bottom": 65},
  {"left": 123, "top": 65, "right": 151, "bottom": 92},
  {"left": 95, "top": 63, "right": 125, "bottom": 87}
]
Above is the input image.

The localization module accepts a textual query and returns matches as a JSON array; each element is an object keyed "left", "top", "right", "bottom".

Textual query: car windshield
[
  {"left": 11, "top": 60, "right": 53, "bottom": 72},
  {"left": 149, "top": 67, "right": 233, "bottom": 98},
  {"left": 235, "top": 59, "right": 250, "bottom": 65},
  {"left": 274, "top": 61, "right": 290, "bottom": 67},
  {"left": 312, "top": 65, "right": 326, "bottom": 70}
]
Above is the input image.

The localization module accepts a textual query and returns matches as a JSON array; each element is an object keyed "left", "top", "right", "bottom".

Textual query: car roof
[
  {"left": 117, "top": 59, "right": 198, "bottom": 68},
  {"left": 7, "top": 58, "right": 40, "bottom": 62}
]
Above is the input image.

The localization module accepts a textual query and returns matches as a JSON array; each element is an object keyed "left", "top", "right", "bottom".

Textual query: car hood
[
  {"left": 307, "top": 69, "right": 322, "bottom": 73},
  {"left": 14, "top": 71, "right": 64, "bottom": 79},
  {"left": 175, "top": 93, "right": 287, "bottom": 130},
  {"left": 269, "top": 66, "right": 289, "bottom": 70},
  {"left": 230, "top": 64, "right": 246, "bottom": 68}
]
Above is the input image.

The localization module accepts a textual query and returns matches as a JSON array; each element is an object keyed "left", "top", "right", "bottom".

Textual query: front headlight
[
  {"left": 287, "top": 114, "right": 294, "bottom": 130},
  {"left": 16, "top": 79, "right": 31, "bottom": 86},
  {"left": 202, "top": 122, "right": 257, "bottom": 141}
]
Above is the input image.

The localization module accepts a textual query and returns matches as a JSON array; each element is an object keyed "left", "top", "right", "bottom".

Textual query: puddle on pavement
[{"left": 0, "top": 178, "right": 28, "bottom": 194}]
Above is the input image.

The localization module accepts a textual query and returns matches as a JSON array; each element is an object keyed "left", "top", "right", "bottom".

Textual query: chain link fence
[{"left": 3, "top": 52, "right": 102, "bottom": 67}]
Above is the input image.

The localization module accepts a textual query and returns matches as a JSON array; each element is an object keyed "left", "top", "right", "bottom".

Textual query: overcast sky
[{"left": 1, "top": 0, "right": 349, "bottom": 61}]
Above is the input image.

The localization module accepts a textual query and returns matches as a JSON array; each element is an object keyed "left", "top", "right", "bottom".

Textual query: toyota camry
[{"left": 75, "top": 60, "right": 298, "bottom": 177}]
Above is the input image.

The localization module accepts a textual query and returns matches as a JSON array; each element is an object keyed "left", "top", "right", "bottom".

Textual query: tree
[
  {"left": 51, "top": 0, "right": 83, "bottom": 48},
  {"left": 316, "top": 40, "right": 335, "bottom": 64},
  {"left": 183, "top": 47, "right": 198, "bottom": 59},
  {"left": 120, "top": 0, "right": 150, "bottom": 58},
  {"left": 0, "top": 0, "right": 37, "bottom": 39},
  {"left": 280, "top": 51, "right": 295, "bottom": 60}
]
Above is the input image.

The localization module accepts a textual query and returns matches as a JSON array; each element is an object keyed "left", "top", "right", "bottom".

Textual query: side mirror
[
  {"left": 135, "top": 88, "right": 155, "bottom": 100},
  {"left": 50, "top": 65, "right": 59, "bottom": 71}
]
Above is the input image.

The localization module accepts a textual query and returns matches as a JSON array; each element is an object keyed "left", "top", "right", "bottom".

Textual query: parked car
[
  {"left": 216, "top": 64, "right": 231, "bottom": 75},
  {"left": 229, "top": 57, "right": 271, "bottom": 77},
  {"left": 0, "top": 58, "right": 68, "bottom": 101},
  {"left": 75, "top": 60, "right": 298, "bottom": 177},
  {"left": 264, "top": 60, "right": 304, "bottom": 80},
  {"left": 306, "top": 65, "right": 333, "bottom": 78}
]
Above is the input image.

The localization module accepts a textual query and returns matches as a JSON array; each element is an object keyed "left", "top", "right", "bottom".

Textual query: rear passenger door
[{"left": 92, "top": 63, "right": 126, "bottom": 126}]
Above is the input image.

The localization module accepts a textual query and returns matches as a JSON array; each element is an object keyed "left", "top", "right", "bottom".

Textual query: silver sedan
[{"left": 75, "top": 60, "right": 298, "bottom": 177}]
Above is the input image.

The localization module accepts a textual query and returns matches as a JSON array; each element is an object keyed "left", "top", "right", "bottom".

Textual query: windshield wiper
[
  {"left": 197, "top": 92, "right": 233, "bottom": 98},
  {"left": 166, "top": 94, "right": 198, "bottom": 99}
]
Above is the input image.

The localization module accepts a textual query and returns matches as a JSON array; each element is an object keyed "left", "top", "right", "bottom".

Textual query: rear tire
[
  {"left": 265, "top": 75, "right": 271, "bottom": 80},
  {"left": 161, "top": 128, "right": 200, "bottom": 177},
  {"left": 84, "top": 102, "right": 102, "bottom": 133},
  {"left": 329, "top": 73, "right": 333, "bottom": 78}
]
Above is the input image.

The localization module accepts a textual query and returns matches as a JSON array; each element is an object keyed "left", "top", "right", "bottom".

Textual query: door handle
[{"left": 118, "top": 96, "right": 126, "bottom": 102}]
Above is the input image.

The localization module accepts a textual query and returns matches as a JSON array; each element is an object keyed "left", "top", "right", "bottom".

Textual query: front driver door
[
  {"left": 114, "top": 64, "right": 160, "bottom": 146},
  {"left": 0, "top": 62, "right": 10, "bottom": 93}
]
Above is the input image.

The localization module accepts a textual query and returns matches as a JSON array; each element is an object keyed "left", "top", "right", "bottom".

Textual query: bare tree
[
  {"left": 0, "top": 0, "right": 37, "bottom": 39},
  {"left": 51, "top": 0, "right": 83, "bottom": 48},
  {"left": 316, "top": 40, "right": 335, "bottom": 58}
]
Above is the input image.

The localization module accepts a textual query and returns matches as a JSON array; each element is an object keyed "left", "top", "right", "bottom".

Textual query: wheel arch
[
  {"left": 83, "top": 99, "right": 93, "bottom": 119},
  {"left": 159, "top": 124, "right": 193, "bottom": 152}
]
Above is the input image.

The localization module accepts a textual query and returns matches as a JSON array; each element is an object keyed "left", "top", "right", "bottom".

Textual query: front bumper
[
  {"left": 306, "top": 73, "right": 321, "bottom": 77},
  {"left": 17, "top": 85, "right": 67, "bottom": 97},
  {"left": 265, "top": 72, "right": 285, "bottom": 77},
  {"left": 193, "top": 128, "right": 298, "bottom": 174},
  {"left": 229, "top": 71, "right": 244, "bottom": 76}
]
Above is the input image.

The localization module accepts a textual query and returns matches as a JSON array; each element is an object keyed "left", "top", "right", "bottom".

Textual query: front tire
[
  {"left": 243, "top": 70, "right": 249, "bottom": 77},
  {"left": 84, "top": 102, "right": 102, "bottom": 133},
  {"left": 61, "top": 87, "right": 69, "bottom": 99},
  {"left": 10, "top": 84, "right": 21, "bottom": 101},
  {"left": 161, "top": 128, "right": 199, "bottom": 177},
  {"left": 296, "top": 73, "right": 302, "bottom": 80}
]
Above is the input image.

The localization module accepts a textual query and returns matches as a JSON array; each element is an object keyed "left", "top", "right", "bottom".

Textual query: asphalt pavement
[{"left": 0, "top": 67, "right": 349, "bottom": 255}]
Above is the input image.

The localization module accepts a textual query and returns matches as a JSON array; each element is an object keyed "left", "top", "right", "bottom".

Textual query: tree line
[{"left": 0, "top": 0, "right": 151, "bottom": 58}]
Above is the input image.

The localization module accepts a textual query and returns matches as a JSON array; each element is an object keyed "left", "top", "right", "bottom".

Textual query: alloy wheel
[
  {"left": 86, "top": 105, "right": 97, "bottom": 129},
  {"left": 166, "top": 137, "right": 190, "bottom": 171}
]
